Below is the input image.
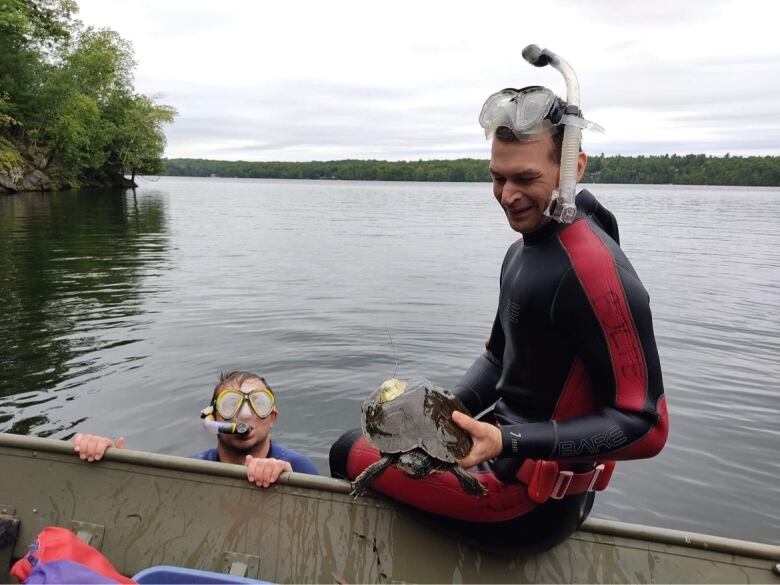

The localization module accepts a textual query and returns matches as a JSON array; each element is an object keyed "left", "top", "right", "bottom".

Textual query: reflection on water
[
  {"left": 0, "top": 179, "right": 778, "bottom": 545},
  {"left": 0, "top": 190, "right": 168, "bottom": 435}
]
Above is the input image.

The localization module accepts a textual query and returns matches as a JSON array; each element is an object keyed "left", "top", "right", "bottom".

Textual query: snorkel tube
[
  {"left": 200, "top": 406, "right": 252, "bottom": 435},
  {"left": 522, "top": 44, "right": 583, "bottom": 224},
  {"left": 203, "top": 419, "right": 252, "bottom": 435}
]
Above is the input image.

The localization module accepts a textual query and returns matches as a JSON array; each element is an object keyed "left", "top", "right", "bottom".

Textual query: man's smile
[{"left": 506, "top": 204, "right": 535, "bottom": 217}]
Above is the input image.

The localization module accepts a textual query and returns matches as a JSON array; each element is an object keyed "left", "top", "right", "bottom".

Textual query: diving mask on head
[
  {"left": 480, "top": 45, "right": 603, "bottom": 224},
  {"left": 479, "top": 86, "right": 564, "bottom": 140}
]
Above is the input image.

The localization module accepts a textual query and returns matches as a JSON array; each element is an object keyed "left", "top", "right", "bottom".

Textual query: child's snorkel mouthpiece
[{"left": 200, "top": 406, "right": 252, "bottom": 435}]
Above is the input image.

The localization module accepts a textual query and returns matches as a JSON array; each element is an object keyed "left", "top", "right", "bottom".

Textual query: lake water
[{"left": 1, "top": 177, "right": 779, "bottom": 545}]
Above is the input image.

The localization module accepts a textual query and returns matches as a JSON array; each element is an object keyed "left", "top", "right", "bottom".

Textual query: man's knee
[{"left": 329, "top": 428, "right": 362, "bottom": 479}]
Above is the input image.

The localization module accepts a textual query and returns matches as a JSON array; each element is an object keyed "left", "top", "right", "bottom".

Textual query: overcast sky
[{"left": 76, "top": 0, "right": 780, "bottom": 161}]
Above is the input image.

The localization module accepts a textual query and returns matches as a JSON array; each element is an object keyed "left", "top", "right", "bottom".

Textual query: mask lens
[
  {"left": 479, "top": 89, "right": 515, "bottom": 137},
  {"left": 215, "top": 390, "right": 243, "bottom": 419},
  {"left": 478, "top": 86, "right": 555, "bottom": 138},
  {"left": 515, "top": 88, "right": 554, "bottom": 129},
  {"left": 249, "top": 390, "right": 275, "bottom": 418}
]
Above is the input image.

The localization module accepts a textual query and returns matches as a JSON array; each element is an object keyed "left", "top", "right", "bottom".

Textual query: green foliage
[
  {"left": 107, "top": 94, "right": 176, "bottom": 179},
  {"left": 0, "top": 137, "right": 24, "bottom": 171},
  {"left": 64, "top": 28, "right": 135, "bottom": 102},
  {"left": 163, "top": 155, "right": 780, "bottom": 186},
  {"left": 582, "top": 154, "right": 780, "bottom": 187},
  {"left": 0, "top": 0, "right": 75, "bottom": 124},
  {"left": 163, "top": 158, "right": 493, "bottom": 182},
  {"left": 0, "top": 0, "right": 175, "bottom": 189},
  {"left": 0, "top": 94, "right": 20, "bottom": 129}
]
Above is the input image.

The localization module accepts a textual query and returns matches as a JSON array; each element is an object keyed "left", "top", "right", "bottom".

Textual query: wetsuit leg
[{"left": 329, "top": 428, "right": 594, "bottom": 552}]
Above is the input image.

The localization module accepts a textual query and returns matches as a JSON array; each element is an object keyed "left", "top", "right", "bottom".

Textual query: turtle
[{"left": 351, "top": 378, "right": 487, "bottom": 497}]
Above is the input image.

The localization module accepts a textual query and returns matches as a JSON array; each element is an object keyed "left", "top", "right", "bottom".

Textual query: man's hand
[
  {"left": 245, "top": 455, "right": 292, "bottom": 488},
  {"left": 72, "top": 433, "right": 125, "bottom": 462},
  {"left": 452, "top": 410, "right": 503, "bottom": 468}
]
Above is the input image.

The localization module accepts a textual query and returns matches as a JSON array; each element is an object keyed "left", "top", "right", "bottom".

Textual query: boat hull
[{"left": 1, "top": 433, "right": 778, "bottom": 583}]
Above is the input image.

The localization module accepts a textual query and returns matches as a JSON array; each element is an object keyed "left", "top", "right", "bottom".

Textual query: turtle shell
[{"left": 361, "top": 379, "right": 472, "bottom": 462}]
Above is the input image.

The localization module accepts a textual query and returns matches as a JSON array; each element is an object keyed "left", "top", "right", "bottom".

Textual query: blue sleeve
[
  {"left": 288, "top": 452, "right": 320, "bottom": 475},
  {"left": 272, "top": 444, "right": 320, "bottom": 475},
  {"left": 190, "top": 448, "right": 220, "bottom": 461}
]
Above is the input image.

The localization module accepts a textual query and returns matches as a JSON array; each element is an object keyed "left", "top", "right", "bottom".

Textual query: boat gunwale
[{"left": 2, "top": 432, "right": 779, "bottom": 564}]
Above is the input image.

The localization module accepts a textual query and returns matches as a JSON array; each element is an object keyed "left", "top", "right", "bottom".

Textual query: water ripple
[{"left": 1, "top": 180, "right": 779, "bottom": 544}]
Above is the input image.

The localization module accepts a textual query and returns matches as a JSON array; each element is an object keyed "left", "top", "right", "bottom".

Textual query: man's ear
[{"left": 576, "top": 150, "right": 588, "bottom": 181}]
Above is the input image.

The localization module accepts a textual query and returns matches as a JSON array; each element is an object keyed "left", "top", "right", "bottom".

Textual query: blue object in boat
[{"left": 133, "top": 565, "right": 272, "bottom": 584}]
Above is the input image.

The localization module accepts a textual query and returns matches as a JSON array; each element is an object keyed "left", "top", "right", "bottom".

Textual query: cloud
[{"left": 77, "top": 0, "right": 780, "bottom": 160}]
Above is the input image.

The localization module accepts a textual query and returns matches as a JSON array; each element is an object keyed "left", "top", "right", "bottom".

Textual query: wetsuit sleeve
[
  {"left": 453, "top": 313, "right": 503, "bottom": 416},
  {"left": 499, "top": 247, "right": 668, "bottom": 462}
]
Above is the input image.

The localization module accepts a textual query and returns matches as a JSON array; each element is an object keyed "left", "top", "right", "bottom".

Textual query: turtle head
[{"left": 378, "top": 378, "right": 407, "bottom": 403}]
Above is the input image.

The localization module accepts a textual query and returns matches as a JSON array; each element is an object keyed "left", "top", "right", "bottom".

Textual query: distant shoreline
[{"left": 163, "top": 155, "right": 780, "bottom": 187}]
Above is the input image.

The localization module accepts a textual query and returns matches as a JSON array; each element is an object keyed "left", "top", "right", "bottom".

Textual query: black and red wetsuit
[{"left": 330, "top": 190, "right": 668, "bottom": 550}]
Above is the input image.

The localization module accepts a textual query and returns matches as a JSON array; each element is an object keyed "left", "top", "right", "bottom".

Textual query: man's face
[
  {"left": 215, "top": 377, "right": 277, "bottom": 453},
  {"left": 489, "top": 133, "right": 561, "bottom": 234}
]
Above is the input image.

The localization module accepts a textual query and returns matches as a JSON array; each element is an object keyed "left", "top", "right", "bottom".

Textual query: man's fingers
[
  {"left": 270, "top": 464, "right": 283, "bottom": 483},
  {"left": 262, "top": 462, "right": 275, "bottom": 487},
  {"left": 276, "top": 462, "right": 292, "bottom": 481},
  {"left": 251, "top": 460, "right": 271, "bottom": 487},
  {"left": 245, "top": 458, "right": 292, "bottom": 488},
  {"left": 73, "top": 433, "right": 83, "bottom": 452},
  {"left": 458, "top": 452, "right": 481, "bottom": 469},
  {"left": 95, "top": 437, "right": 123, "bottom": 459},
  {"left": 245, "top": 455, "right": 257, "bottom": 482},
  {"left": 451, "top": 410, "right": 470, "bottom": 428},
  {"left": 453, "top": 414, "right": 504, "bottom": 469},
  {"left": 269, "top": 461, "right": 292, "bottom": 484},
  {"left": 452, "top": 410, "right": 482, "bottom": 436},
  {"left": 96, "top": 438, "right": 113, "bottom": 460},
  {"left": 85, "top": 436, "right": 99, "bottom": 461},
  {"left": 73, "top": 434, "right": 118, "bottom": 462}
]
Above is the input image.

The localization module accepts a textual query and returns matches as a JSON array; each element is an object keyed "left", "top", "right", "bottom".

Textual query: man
[
  {"left": 331, "top": 87, "right": 668, "bottom": 551},
  {"left": 74, "top": 371, "right": 318, "bottom": 487}
]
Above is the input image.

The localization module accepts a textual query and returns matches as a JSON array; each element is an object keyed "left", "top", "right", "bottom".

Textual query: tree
[
  {"left": 0, "top": 0, "right": 76, "bottom": 128},
  {"left": 0, "top": 2, "right": 176, "bottom": 189},
  {"left": 108, "top": 93, "right": 176, "bottom": 180}
]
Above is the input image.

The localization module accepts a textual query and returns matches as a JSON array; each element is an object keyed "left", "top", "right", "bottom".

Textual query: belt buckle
[
  {"left": 550, "top": 470, "right": 574, "bottom": 499},
  {"left": 587, "top": 463, "right": 606, "bottom": 492}
]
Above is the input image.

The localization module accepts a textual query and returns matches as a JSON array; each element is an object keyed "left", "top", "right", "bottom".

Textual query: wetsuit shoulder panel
[{"left": 556, "top": 219, "right": 649, "bottom": 413}]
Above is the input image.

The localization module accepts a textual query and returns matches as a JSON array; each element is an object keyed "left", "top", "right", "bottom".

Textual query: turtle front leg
[
  {"left": 351, "top": 455, "right": 397, "bottom": 498},
  {"left": 451, "top": 466, "right": 487, "bottom": 496}
]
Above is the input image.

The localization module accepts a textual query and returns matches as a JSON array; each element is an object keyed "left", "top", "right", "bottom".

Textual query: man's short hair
[
  {"left": 494, "top": 125, "right": 565, "bottom": 165},
  {"left": 211, "top": 371, "right": 269, "bottom": 401}
]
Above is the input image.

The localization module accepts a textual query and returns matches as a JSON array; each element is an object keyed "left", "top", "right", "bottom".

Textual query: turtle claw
[
  {"left": 349, "top": 483, "right": 367, "bottom": 499},
  {"left": 351, "top": 456, "right": 395, "bottom": 499},
  {"left": 452, "top": 466, "right": 488, "bottom": 496}
]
